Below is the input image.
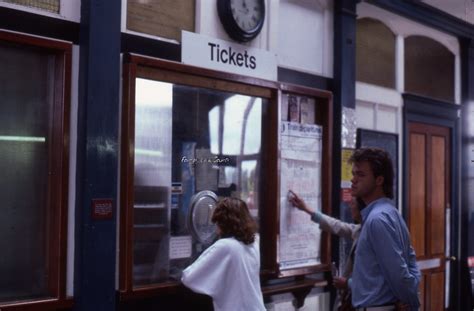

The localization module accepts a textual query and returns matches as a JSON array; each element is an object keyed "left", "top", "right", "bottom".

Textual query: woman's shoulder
[
  {"left": 213, "top": 237, "right": 241, "bottom": 249},
  {"left": 215, "top": 235, "right": 258, "bottom": 250}
]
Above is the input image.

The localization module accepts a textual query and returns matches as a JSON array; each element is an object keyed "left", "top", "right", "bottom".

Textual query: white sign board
[
  {"left": 169, "top": 236, "right": 192, "bottom": 259},
  {"left": 181, "top": 31, "right": 277, "bottom": 81},
  {"left": 279, "top": 121, "right": 323, "bottom": 270}
]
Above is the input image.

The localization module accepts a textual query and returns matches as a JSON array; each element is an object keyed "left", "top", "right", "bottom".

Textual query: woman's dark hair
[
  {"left": 211, "top": 197, "right": 257, "bottom": 245},
  {"left": 349, "top": 148, "right": 394, "bottom": 199}
]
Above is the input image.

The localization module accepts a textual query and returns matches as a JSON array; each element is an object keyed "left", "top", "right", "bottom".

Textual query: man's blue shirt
[{"left": 350, "top": 197, "right": 421, "bottom": 309}]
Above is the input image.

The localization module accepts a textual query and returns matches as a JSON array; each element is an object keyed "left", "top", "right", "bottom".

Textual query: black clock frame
[{"left": 217, "top": 0, "right": 265, "bottom": 42}]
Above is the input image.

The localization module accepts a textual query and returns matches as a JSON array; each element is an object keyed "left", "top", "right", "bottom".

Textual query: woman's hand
[{"left": 288, "top": 190, "right": 312, "bottom": 214}]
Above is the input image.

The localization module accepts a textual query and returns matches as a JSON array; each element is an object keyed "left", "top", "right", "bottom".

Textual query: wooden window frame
[
  {"left": 0, "top": 31, "right": 72, "bottom": 310},
  {"left": 119, "top": 53, "right": 333, "bottom": 301}
]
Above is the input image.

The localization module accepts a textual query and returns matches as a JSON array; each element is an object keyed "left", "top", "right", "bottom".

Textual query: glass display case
[
  {"left": 119, "top": 55, "right": 332, "bottom": 299},
  {"left": 120, "top": 57, "right": 273, "bottom": 293}
]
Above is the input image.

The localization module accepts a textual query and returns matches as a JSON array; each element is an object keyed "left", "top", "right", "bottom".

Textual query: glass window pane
[
  {"left": 405, "top": 36, "right": 454, "bottom": 102},
  {"left": 243, "top": 100, "right": 262, "bottom": 155},
  {"left": 356, "top": 18, "right": 396, "bottom": 88},
  {"left": 0, "top": 42, "right": 55, "bottom": 302},
  {"left": 126, "top": 0, "right": 194, "bottom": 41},
  {"left": 0, "top": 0, "right": 60, "bottom": 13},
  {"left": 132, "top": 77, "right": 267, "bottom": 287},
  {"left": 133, "top": 79, "right": 172, "bottom": 285}
]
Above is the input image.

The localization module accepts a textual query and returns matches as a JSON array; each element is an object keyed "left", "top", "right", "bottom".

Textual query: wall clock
[{"left": 217, "top": 0, "right": 265, "bottom": 42}]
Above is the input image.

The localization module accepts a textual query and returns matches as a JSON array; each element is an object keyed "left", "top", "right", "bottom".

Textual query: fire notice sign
[{"left": 91, "top": 198, "right": 114, "bottom": 220}]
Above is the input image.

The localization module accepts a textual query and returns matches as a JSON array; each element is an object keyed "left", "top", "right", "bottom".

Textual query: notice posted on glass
[{"left": 279, "top": 121, "right": 323, "bottom": 270}]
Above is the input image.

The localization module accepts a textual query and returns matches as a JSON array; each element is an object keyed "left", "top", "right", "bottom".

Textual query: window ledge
[{"left": 0, "top": 297, "right": 74, "bottom": 311}]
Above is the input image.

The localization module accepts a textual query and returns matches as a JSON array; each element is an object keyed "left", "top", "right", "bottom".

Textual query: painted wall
[{"left": 121, "top": 0, "right": 334, "bottom": 78}]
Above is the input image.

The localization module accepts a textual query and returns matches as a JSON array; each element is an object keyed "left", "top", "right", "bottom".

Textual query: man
[{"left": 348, "top": 148, "right": 420, "bottom": 311}]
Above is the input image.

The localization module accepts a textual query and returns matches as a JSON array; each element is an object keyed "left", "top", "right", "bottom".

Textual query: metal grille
[{"left": 1, "top": 0, "right": 60, "bottom": 13}]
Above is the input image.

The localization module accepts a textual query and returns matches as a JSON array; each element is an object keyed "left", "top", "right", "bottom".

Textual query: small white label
[
  {"left": 169, "top": 236, "right": 192, "bottom": 259},
  {"left": 182, "top": 31, "right": 277, "bottom": 81}
]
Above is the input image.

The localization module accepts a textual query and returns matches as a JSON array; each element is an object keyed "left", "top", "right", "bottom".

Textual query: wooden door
[{"left": 408, "top": 122, "right": 450, "bottom": 311}]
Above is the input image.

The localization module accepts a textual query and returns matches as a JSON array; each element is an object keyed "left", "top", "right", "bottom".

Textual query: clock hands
[{"left": 242, "top": 0, "right": 249, "bottom": 15}]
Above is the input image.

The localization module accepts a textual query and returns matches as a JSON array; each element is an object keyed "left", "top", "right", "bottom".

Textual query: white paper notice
[
  {"left": 280, "top": 122, "right": 322, "bottom": 162},
  {"left": 169, "top": 236, "right": 192, "bottom": 259},
  {"left": 279, "top": 121, "right": 323, "bottom": 270}
]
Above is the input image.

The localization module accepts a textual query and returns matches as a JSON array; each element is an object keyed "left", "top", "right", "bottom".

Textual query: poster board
[
  {"left": 278, "top": 93, "right": 323, "bottom": 270},
  {"left": 356, "top": 129, "right": 398, "bottom": 206}
]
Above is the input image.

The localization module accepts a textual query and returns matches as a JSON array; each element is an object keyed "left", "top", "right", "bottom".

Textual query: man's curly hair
[
  {"left": 349, "top": 148, "right": 394, "bottom": 199},
  {"left": 211, "top": 197, "right": 257, "bottom": 245}
]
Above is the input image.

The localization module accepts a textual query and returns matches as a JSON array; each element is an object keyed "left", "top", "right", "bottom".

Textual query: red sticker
[
  {"left": 341, "top": 188, "right": 353, "bottom": 203},
  {"left": 91, "top": 198, "right": 114, "bottom": 220}
]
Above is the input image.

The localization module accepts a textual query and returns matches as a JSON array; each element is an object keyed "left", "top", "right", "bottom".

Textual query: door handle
[{"left": 446, "top": 256, "right": 457, "bottom": 261}]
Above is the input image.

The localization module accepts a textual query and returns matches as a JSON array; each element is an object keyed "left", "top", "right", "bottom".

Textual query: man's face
[{"left": 351, "top": 161, "right": 378, "bottom": 199}]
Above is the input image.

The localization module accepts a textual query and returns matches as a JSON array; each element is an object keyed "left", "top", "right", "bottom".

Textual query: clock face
[
  {"left": 230, "top": 0, "right": 263, "bottom": 32},
  {"left": 217, "top": 0, "right": 265, "bottom": 42}
]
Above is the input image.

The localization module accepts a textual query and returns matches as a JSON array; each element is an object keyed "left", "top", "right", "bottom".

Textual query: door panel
[
  {"left": 409, "top": 133, "right": 426, "bottom": 257},
  {"left": 428, "top": 272, "right": 445, "bottom": 311},
  {"left": 430, "top": 135, "right": 446, "bottom": 256},
  {"left": 419, "top": 275, "right": 426, "bottom": 311},
  {"left": 407, "top": 122, "right": 450, "bottom": 311}
]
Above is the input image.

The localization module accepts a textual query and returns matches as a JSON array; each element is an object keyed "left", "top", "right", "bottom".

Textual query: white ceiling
[{"left": 422, "top": 0, "right": 474, "bottom": 24}]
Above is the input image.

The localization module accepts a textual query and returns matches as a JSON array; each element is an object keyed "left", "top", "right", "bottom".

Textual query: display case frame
[{"left": 119, "top": 53, "right": 333, "bottom": 300}]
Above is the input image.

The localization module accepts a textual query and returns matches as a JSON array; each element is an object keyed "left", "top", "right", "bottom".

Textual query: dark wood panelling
[
  {"left": 0, "top": 6, "right": 79, "bottom": 43},
  {"left": 119, "top": 61, "right": 137, "bottom": 294},
  {"left": 121, "top": 33, "right": 180, "bottom": 62},
  {"left": 277, "top": 67, "right": 332, "bottom": 91},
  {"left": 428, "top": 272, "right": 445, "bottom": 311},
  {"left": 419, "top": 275, "right": 426, "bottom": 311}
]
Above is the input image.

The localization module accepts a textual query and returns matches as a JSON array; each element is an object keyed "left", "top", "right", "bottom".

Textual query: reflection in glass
[
  {"left": 189, "top": 191, "right": 218, "bottom": 244},
  {"left": 132, "top": 78, "right": 266, "bottom": 286},
  {"left": 133, "top": 79, "right": 172, "bottom": 285}
]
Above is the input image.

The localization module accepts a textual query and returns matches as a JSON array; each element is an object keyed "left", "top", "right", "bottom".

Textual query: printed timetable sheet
[{"left": 279, "top": 121, "right": 323, "bottom": 270}]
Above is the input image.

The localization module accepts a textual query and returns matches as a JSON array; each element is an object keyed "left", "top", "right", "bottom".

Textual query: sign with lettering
[
  {"left": 279, "top": 121, "right": 323, "bottom": 270},
  {"left": 181, "top": 31, "right": 277, "bottom": 81},
  {"left": 91, "top": 198, "right": 114, "bottom": 220}
]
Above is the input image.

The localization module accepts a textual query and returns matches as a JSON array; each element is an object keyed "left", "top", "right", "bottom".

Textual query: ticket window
[{"left": 120, "top": 57, "right": 272, "bottom": 291}]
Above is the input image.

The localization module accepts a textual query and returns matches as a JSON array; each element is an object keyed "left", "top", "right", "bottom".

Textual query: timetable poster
[{"left": 279, "top": 121, "right": 323, "bottom": 270}]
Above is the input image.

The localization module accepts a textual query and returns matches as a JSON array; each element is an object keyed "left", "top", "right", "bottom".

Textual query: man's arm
[
  {"left": 369, "top": 217, "right": 420, "bottom": 308},
  {"left": 289, "top": 190, "right": 359, "bottom": 239},
  {"left": 317, "top": 213, "right": 360, "bottom": 239}
]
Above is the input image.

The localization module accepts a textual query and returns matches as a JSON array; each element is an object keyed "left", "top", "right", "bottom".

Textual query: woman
[
  {"left": 289, "top": 190, "right": 362, "bottom": 311},
  {"left": 181, "top": 197, "right": 266, "bottom": 311}
]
